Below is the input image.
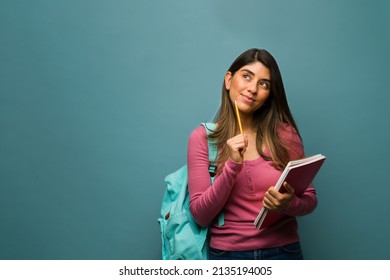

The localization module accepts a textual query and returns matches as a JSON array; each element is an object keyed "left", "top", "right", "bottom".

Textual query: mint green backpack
[{"left": 157, "top": 123, "right": 223, "bottom": 260}]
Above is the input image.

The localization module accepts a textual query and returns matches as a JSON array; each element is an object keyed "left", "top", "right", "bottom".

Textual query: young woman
[{"left": 187, "top": 48, "right": 317, "bottom": 260}]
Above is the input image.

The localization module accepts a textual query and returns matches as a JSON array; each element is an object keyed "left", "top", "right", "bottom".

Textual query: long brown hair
[{"left": 209, "top": 48, "right": 301, "bottom": 171}]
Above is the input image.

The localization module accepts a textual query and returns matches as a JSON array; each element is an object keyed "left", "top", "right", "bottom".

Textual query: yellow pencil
[{"left": 234, "top": 99, "right": 243, "bottom": 134}]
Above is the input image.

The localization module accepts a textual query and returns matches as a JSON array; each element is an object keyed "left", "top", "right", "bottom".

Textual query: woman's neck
[{"left": 240, "top": 114, "right": 256, "bottom": 134}]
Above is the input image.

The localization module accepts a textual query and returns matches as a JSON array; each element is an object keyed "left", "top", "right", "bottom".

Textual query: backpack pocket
[{"left": 164, "top": 212, "right": 208, "bottom": 260}]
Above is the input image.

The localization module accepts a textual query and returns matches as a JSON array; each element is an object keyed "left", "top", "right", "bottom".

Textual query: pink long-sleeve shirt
[{"left": 187, "top": 124, "right": 317, "bottom": 251}]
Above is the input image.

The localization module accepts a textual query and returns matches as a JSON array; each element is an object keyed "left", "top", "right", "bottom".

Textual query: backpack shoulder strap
[
  {"left": 201, "top": 122, "right": 217, "bottom": 163},
  {"left": 200, "top": 122, "right": 224, "bottom": 227}
]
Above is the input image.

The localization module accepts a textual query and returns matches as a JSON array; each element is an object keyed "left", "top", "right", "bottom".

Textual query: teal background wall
[{"left": 1, "top": 0, "right": 389, "bottom": 260}]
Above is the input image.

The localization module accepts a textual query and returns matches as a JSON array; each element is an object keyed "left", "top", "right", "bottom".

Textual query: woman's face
[{"left": 225, "top": 61, "right": 271, "bottom": 116}]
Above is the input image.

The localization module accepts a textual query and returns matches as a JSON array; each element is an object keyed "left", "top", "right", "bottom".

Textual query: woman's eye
[
  {"left": 259, "top": 82, "right": 270, "bottom": 89},
  {"left": 243, "top": 74, "right": 250, "bottom": 80}
]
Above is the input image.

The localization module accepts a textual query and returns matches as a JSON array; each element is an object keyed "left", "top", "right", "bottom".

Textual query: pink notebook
[{"left": 254, "top": 154, "right": 326, "bottom": 230}]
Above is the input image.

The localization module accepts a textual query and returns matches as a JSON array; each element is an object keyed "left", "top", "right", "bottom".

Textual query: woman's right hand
[{"left": 226, "top": 134, "right": 248, "bottom": 164}]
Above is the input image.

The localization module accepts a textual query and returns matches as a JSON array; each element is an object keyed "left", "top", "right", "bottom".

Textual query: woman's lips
[{"left": 241, "top": 94, "right": 255, "bottom": 103}]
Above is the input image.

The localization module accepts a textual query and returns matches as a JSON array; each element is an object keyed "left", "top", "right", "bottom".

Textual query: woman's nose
[{"left": 247, "top": 81, "right": 257, "bottom": 94}]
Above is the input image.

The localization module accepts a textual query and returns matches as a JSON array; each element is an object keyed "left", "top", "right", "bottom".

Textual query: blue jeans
[{"left": 209, "top": 242, "right": 304, "bottom": 260}]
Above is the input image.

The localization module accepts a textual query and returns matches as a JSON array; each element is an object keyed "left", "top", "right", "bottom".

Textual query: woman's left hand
[{"left": 263, "top": 182, "right": 294, "bottom": 212}]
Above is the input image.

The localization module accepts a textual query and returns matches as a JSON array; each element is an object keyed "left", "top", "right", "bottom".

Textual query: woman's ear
[{"left": 224, "top": 71, "right": 232, "bottom": 91}]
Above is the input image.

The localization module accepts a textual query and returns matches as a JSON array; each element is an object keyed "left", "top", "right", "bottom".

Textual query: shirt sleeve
[
  {"left": 187, "top": 126, "right": 242, "bottom": 227},
  {"left": 279, "top": 124, "right": 318, "bottom": 216}
]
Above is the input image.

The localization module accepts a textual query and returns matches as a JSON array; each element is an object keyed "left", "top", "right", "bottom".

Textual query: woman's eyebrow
[
  {"left": 240, "top": 69, "right": 255, "bottom": 76},
  {"left": 260, "top": 78, "right": 271, "bottom": 83}
]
